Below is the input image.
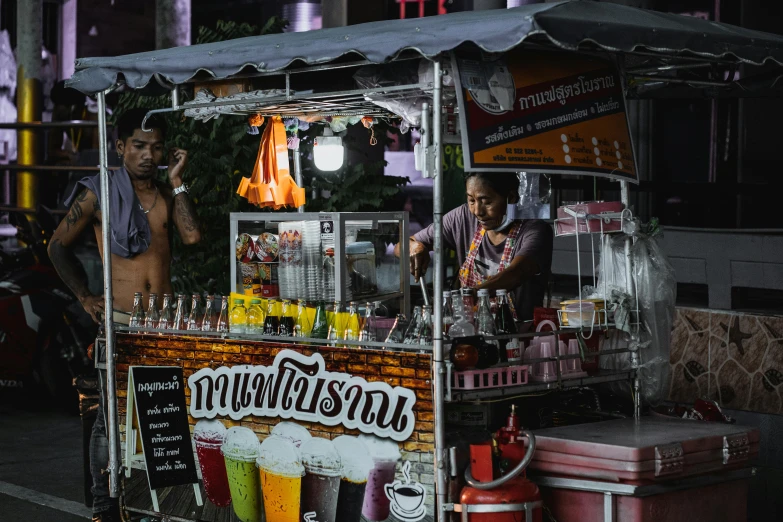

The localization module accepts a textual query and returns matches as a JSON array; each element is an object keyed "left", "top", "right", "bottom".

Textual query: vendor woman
[{"left": 403, "top": 172, "right": 553, "bottom": 322}]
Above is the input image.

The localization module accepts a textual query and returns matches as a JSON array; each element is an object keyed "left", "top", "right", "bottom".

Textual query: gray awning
[{"left": 67, "top": 0, "right": 783, "bottom": 95}]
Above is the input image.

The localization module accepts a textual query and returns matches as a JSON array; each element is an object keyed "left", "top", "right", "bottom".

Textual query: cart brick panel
[{"left": 116, "top": 333, "right": 435, "bottom": 522}]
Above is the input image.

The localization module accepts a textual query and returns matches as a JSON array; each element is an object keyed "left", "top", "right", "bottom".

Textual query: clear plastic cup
[
  {"left": 300, "top": 437, "right": 342, "bottom": 522},
  {"left": 256, "top": 436, "right": 305, "bottom": 522},
  {"left": 221, "top": 427, "right": 262, "bottom": 522},
  {"left": 333, "top": 436, "right": 374, "bottom": 522},
  {"left": 194, "top": 419, "right": 231, "bottom": 507},
  {"left": 270, "top": 421, "right": 312, "bottom": 448},
  {"left": 359, "top": 435, "right": 401, "bottom": 521}
]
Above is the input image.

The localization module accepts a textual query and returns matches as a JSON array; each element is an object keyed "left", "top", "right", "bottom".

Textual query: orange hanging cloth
[{"left": 237, "top": 116, "right": 306, "bottom": 209}]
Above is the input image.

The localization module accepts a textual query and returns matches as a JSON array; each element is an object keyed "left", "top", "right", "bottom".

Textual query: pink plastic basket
[{"left": 452, "top": 365, "right": 529, "bottom": 390}]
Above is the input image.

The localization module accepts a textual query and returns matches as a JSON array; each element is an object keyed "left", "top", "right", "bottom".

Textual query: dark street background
[{"left": 0, "top": 391, "right": 91, "bottom": 521}]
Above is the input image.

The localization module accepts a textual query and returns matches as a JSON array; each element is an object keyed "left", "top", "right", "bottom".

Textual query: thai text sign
[
  {"left": 188, "top": 350, "right": 418, "bottom": 441},
  {"left": 456, "top": 49, "right": 637, "bottom": 181},
  {"left": 130, "top": 366, "right": 198, "bottom": 490}
]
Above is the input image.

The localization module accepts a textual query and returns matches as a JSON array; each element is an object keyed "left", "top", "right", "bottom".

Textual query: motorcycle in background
[{"left": 0, "top": 208, "right": 96, "bottom": 410}]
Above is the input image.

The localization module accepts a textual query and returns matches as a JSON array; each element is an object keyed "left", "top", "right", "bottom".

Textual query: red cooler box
[{"left": 528, "top": 417, "right": 759, "bottom": 522}]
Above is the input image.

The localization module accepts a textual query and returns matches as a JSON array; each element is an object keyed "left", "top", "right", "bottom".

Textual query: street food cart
[{"left": 67, "top": 1, "right": 783, "bottom": 521}]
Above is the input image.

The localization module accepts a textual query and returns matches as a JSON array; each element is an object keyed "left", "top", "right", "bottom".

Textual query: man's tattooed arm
[
  {"left": 172, "top": 191, "right": 202, "bottom": 245},
  {"left": 48, "top": 188, "right": 99, "bottom": 305}
]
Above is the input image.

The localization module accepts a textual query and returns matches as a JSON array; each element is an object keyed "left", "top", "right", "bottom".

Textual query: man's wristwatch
[{"left": 172, "top": 183, "right": 189, "bottom": 197}]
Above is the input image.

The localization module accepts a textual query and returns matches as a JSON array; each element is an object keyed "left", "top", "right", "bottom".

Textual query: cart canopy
[{"left": 68, "top": 0, "right": 783, "bottom": 95}]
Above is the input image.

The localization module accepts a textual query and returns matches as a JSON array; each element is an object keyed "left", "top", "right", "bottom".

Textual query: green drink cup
[{"left": 221, "top": 427, "right": 263, "bottom": 522}]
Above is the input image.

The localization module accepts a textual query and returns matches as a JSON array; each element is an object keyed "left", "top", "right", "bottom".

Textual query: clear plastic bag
[
  {"left": 516, "top": 172, "right": 551, "bottom": 219},
  {"left": 354, "top": 61, "right": 428, "bottom": 129},
  {"left": 597, "top": 229, "right": 676, "bottom": 405}
]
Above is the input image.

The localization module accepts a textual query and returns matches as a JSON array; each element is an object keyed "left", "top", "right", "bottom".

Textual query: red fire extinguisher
[{"left": 458, "top": 406, "right": 543, "bottom": 521}]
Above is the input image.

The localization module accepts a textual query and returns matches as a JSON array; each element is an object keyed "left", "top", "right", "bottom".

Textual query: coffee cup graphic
[
  {"left": 385, "top": 481, "right": 425, "bottom": 513},
  {"left": 384, "top": 461, "right": 426, "bottom": 521}
]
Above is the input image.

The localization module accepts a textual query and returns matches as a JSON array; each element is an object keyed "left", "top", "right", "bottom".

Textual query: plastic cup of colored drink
[
  {"left": 359, "top": 435, "right": 402, "bottom": 521},
  {"left": 333, "top": 435, "right": 374, "bottom": 522},
  {"left": 300, "top": 437, "right": 342, "bottom": 522},
  {"left": 256, "top": 436, "right": 305, "bottom": 522},
  {"left": 221, "top": 427, "right": 263, "bottom": 522},
  {"left": 194, "top": 419, "right": 231, "bottom": 507}
]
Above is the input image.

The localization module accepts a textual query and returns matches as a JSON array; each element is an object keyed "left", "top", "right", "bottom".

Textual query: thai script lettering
[
  {"left": 151, "top": 434, "right": 183, "bottom": 443},
  {"left": 138, "top": 377, "right": 179, "bottom": 395},
  {"left": 485, "top": 125, "right": 524, "bottom": 145},
  {"left": 535, "top": 109, "right": 589, "bottom": 131},
  {"left": 188, "top": 351, "right": 418, "bottom": 442},
  {"left": 519, "top": 74, "right": 616, "bottom": 111}
]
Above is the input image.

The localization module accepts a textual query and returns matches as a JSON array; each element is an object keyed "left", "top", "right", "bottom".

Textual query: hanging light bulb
[{"left": 313, "top": 127, "right": 344, "bottom": 171}]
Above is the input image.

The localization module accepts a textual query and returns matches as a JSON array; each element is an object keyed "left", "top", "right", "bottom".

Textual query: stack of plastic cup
[
  {"left": 256, "top": 436, "right": 305, "bottom": 522},
  {"left": 221, "top": 427, "right": 262, "bottom": 522},
  {"left": 194, "top": 420, "right": 231, "bottom": 508},
  {"left": 270, "top": 421, "right": 312, "bottom": 449},
  {"left": 278, "top": 222, "right": 305, "bottom": 300},
  {"left": 359, "top": 435, "right": 401, "bottom": 521},
  {"left": 303, "top": 221, "right": 323, "bottom": 301},
  {"left": 333, "top": 435, "right": 374, "bottom": 522},
  {"left": 300, "top": 437, "right": 343, "bottom": 522}
]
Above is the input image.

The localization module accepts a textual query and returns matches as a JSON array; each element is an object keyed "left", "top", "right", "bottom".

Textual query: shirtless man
[
  {"left": 49, "top": 108, "right": 201, "bottom": 320},
  {"left": 48, "top": 108, "right": 200, "bottom": 522}
]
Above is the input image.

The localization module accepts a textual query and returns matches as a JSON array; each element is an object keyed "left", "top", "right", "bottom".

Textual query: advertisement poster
[
  {"left": 455, "top": 49, "right": 638, "bottom": 182},
  {"left": 119, "top": 338, "right": 434, "bottom": 522}
]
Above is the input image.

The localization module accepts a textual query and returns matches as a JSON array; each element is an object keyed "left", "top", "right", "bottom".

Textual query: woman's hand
[{"left": 410, "top": 239, "right": 431, "bottom": 282}]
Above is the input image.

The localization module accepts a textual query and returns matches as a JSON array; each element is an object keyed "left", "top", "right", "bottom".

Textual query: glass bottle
[
  {"left": 476, "top": 289, "right": 500, "bottom": 365},
  {"left": 461, "top": 288, "right": 475, "bottom": 324},
  {"left": 386, "top": 314, "right": 407, "bottom": 343},
  {"left": 187, "top": 294, "right": 202, "bottom": 331},
  {"left": 344, "top": 302, "right": 360, "bottom": 341},
  {"left": 495, "top": 289, "right": 517, "bottom": 363},
  {"left": 173, "top": 294, "right": 187, "bottom": 331},
  {"left": 448, "top": 294, "right": 476, "bottom": 338},
  {"left": 294, "top": 301, "right": 312, "bottom": 338},
  {"left": 216, "top": 296, "right": 230, "bottom": 333},
  {"left": 201, "top": 295, "right": 216, "bottom": 332},
  {"left": 157, "top": 294, "right": 174, "bottom": 330},
  {"left": 263, "top": 299, "right": 280, "bottom": 336},
  {"left": 311, "top": 301, "right": 329, "bottom": 339},
  {"left": 385, "top": 314, "right": 407, "bottom": 344},
  {"left": 442, "top": 290, "right": 454, "bottom": 337},
  {"left": 417, "top": 304, "right": 433, "bottom": 345},
  {"left": 246, "top": 299, "right": 265, "bottom": 334},
  {"left": 328, "top": 301, "right": 347, "bottom": 342},
  {"left": 144, "top": 293, "right": 160, "bottom": 331},
  {"left": 279, "top": 299, "right": 295, "bottom": 336},
  {"left": 404, "top": 306, "right": 422, "bottom": 344},
  {"left": 129, "top": 292, "right": 145, "bottom": 328},
  {"left": 359, "top": 302, "right": 377, "bottom": 343}
]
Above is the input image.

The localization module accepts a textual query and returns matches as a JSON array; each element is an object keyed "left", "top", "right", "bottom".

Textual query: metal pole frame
[
  {"left": 97, "top": 90, "right": 121, "bottom": 497},
  {"left": 620, "top": 181, "right": 641, "bottom": 419},
  {"left": 430, "top": 60, "right": 448, "bottom": 522}
]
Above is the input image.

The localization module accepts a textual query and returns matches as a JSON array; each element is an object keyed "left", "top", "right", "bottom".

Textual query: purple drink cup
[{"left": 359, "top": 435, "right": 402, "bottom": 521}]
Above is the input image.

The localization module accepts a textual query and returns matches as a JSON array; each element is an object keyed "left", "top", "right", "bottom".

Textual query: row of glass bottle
[{"left": 129, "top": 292, "right": 232, "bottom": 332}]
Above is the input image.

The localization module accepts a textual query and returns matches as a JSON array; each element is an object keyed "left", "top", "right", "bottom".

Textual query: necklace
[{"left": 139, "top": 186, "right": 159, "bottom": 215}]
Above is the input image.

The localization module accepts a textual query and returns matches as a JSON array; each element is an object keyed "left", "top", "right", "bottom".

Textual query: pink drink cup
[{"left": 361, "top": 458, "right": 397, "bottom": 521}]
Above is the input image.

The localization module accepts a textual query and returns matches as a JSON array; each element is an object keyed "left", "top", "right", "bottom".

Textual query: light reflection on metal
[{"left": 283, "top": 1, "right": 322, "bottom": 33}]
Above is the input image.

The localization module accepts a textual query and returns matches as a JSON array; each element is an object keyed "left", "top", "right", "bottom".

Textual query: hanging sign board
[
  {"left": 454, "top": 49, "right": 638, "bottom": 182},
  {"left": 127, "top": 366, "right": 201, "bottom": 511}
]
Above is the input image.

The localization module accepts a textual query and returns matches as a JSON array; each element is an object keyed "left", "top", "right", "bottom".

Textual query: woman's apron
[{"left": 458, "top": 222, "right": 523, "bottom": 318}]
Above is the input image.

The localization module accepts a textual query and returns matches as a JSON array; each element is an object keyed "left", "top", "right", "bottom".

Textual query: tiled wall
[{"left": 669, "top": 307, "right": 783, "bottom": 414}]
